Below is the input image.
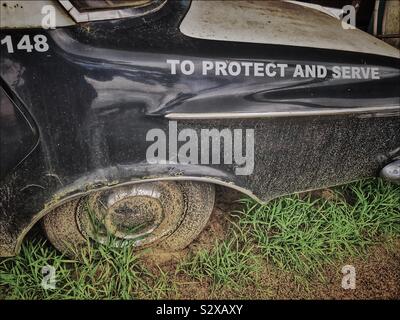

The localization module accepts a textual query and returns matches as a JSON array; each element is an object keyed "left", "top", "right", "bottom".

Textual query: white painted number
[
  {"left": 34, "top": 35, "right": 49, "bottom": 52},
  {"left": 0, "top": 35, "right": 14, "bottom": 53},
  {"left": 17, "top": 35, "right": 34, "bottom": 52},
  {"left": 1, "top": 35, "right": 49, "bottom": 53}
]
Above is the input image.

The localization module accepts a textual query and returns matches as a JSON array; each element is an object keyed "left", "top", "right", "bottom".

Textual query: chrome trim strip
[
  {"left": 58, "top": 0, "right": 167, "bottom": 23},
  {"left": 165, "top": 106, "right": 400, "bottom": 120}
]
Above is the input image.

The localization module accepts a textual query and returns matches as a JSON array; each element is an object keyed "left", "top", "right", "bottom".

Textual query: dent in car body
[{"left": 0, "top": 0, "right": 399, "bottom": 256}]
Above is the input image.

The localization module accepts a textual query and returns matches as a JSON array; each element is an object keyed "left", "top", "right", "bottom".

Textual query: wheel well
[{"left": 11, "top": 176, "right": 258, "bottom": 257}]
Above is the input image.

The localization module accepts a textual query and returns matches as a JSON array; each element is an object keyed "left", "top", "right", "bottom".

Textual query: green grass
[
  {"left": 177, "top": 239, "right": 261, "bottom": 290},
  {"left": 0, "top": 178, "right": 399, "bottom": 299},
  {"left": 0, "top": 238, "right": 155, "bottom": 299},
  {"left": 234, "top": 179, "right": 400, "bottom": 278},
  {"left": 0, "top": 239, "right": 73, "bottom": 299}
]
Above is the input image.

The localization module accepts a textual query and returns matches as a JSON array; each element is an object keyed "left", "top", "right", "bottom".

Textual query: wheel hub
[
  {"left": 105, "top": 196, "right": 163, "bottom": 239},
  {"left": 76, "top": 182, "right": 185, "bottom": 247}
]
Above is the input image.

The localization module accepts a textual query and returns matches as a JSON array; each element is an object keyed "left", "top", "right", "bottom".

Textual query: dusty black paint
[{"left": 0, "top": 0, "right": 399, "bottom": 256}]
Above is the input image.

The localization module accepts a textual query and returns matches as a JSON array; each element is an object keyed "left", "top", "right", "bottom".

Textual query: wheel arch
[{"left": 12, "top": 175, "right": 259, "bottom": 257}]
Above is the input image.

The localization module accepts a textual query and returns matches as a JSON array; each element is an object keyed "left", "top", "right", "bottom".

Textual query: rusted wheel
[{"left": 42, "top": 181, "right": 215, "bottom": 258}]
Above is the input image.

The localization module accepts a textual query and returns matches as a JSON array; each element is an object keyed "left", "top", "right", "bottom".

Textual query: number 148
[{"left": 1, "top": 35, "right": 49, "bottom": 53}]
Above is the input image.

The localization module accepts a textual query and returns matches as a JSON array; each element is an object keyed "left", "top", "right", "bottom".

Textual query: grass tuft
[
  {"left": 178, "top": 239, "right": 261, "bottom": 290},
  {"left": 234, "top": 179, "right": 400, "bottom": 278},
  {"left": 0, "top": 237, "right": 153, "bottom": 300}
]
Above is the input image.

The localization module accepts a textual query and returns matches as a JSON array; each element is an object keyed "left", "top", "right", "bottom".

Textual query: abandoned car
[{"left": 0, "top": 0, "right": 399, "bottom": 257}]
